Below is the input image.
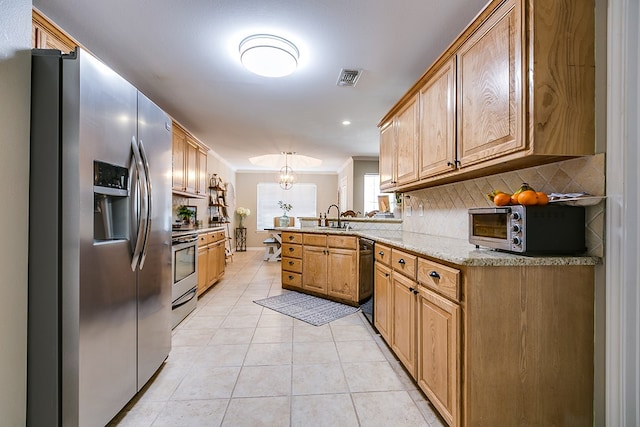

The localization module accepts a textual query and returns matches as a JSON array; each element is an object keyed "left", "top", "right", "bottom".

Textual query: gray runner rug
[{"left": 253, "top": 291, "right": 360, "bottom": 326}]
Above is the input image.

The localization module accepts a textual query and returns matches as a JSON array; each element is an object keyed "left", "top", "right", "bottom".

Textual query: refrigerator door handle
[
  {"left": 137, "top": 138, "right": 153, "bottom": 269},
  {"left": 130, "top": 136, "right": 148, "bottom": 271}
]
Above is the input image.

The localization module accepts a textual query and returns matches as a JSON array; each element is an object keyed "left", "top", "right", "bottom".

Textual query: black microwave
[{"left": 468, "top": 205, "right": 586, "bottom": 255}]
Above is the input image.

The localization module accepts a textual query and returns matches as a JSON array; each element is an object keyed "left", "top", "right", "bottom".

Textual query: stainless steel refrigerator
[{"left": 28, "top": 48, "right": 172, "bottom": 427}]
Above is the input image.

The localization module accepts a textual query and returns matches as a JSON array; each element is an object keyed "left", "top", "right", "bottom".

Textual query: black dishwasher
[{"left": 358, "top": 237, "right": 375, "bottom": 326}]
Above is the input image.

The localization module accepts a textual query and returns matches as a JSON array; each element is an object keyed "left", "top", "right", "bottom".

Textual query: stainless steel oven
[{"left": 171, "top": 231, "right": 198, "bottom": 328}]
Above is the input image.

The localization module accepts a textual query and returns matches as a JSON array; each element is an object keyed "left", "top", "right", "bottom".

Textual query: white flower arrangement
[{"left": 236, "top": 207, "right": 251, "bottom": 217}]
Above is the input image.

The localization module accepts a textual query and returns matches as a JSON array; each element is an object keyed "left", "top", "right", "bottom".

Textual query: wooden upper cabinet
[
  {"left": 456, "top": 0, "right": 524, "bottom": 168},
  {"left": 419, "top": 58, "right": 456, "bottom": 178},
  {"left": 378, "top": 0, "right": 595, "bottom": 190},
  {"left": 184, "top": 138, "right": 199, "bottom": 194},
  {"left": 32, "top": 9, "right": 77, "bottom": 52},
  {"left": 172, "top": 121, "right": 209, "bottom": 198},
  {"left": 379, "top": 121, "right": 395, "bottom": 191},
  {"left": 395, "top": 95, "right": 419, "bottom": 186},
  {"left": 172, "top": 125, "right": 187, "bottom": 191},
  {"left": 197, "top": 148, "right": 208, "bottom": 196}
]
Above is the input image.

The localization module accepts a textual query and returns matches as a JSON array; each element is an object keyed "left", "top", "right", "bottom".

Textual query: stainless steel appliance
[
  {"left": 28, "top": 48, "right": 172, "bottom": 427},
  {"left": 468, "top": 205, "right": 586, "bottom": 254},
  {"left": 358, "top": 237, "right": 375, "bottom": 326},
  {"left": 171, "top": 231, "right": 199, "bottom": 328}
]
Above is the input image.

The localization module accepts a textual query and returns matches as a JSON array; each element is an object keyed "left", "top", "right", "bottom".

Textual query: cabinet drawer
[
  {"left": 282, "top": 271, "right": 302, "bottom": 287},
  {"left": 207, "top": 231, "right": 219, "bottom": 244},
  {"left": 327, "top": 235, "right": 357, "bottom": 249},
  {"left": 375, "top": 243, "right": 393, "bottom": 266},
  {"left": 417, "top": 258, "right": 460, "bottom": 301},
  {"left": 392, "top": 249, "right": 417, "bottom": 280},
  {"left": 282, "top": 231, "right": 302, "bottom": 244},
  {"left": 282, "top": 243, "right": 302, "bottom": 259},
  {"left": 282, "top": 257, "right": 302, "bottom": 273},
  {"left": 303, "top": 233, "right": 327, "bottom": 247},
  {"left": 213, "top": 230, "right": 226, "bottom": 242},
  {"left": 198, "top": 233, "right": 209, "bottom": 247}
]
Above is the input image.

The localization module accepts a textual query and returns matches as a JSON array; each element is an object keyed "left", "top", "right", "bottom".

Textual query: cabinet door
[
  {"left": 327, "top": 248, "right": 357, "bottom": 302},
  {"left": 196, "top": 148, "right": 208, "bottom": 196},
  {"left": 417, "top": 287, "right": 460, "bottom": 427},
  {"left": 456, "top": 0, "right": 523, "bottom": 168},
  {"left": 206, "top": 245, "right": 218, "bottom": 286},
  {"left": 172, "top": 127, "right": 186, "bottom": 191},
  {"left": 379, "top": 121, "right": 395, "bottom": 191},
  {"left": 419, "top": 58, "right": 457, "bottom": 178},
  {"left": 391, "top": 273, "right": 417, "bottom": 378},
  {"left": 184, "top": 138, "right": 199, "bottom": 194},
  {"left": 395, "top": 95, "right": 419, "bottom": 185},
  {"left": 214, "top": 241, "right": 226, "bottom": 281},
  {"left": 374, "top": 263, "right": 392, "bottom": 343},
  {"left": 197, "top": 247, "right": 208, "bottom": 296},
  {"left": 302, "top": 246, "right": 327, "bottom": 294}
]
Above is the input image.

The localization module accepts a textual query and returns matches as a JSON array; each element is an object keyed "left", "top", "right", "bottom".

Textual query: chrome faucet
[{"left": 326, "top": 204, "right": 341, "bottom": 228}]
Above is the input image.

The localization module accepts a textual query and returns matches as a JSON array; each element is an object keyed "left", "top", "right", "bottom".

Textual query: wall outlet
[
  {"left": 418, "top": 204, "right": 424, "bottom": 216},
  {"left": 406, "top": 205, "right": 412, "bottom": 217}
]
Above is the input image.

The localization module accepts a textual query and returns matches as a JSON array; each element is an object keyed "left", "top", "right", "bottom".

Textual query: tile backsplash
[{"left": 401, "top": 154, "right": 606, "bottom": 257}]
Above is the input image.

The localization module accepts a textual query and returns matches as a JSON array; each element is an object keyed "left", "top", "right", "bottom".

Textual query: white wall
[
  {"left": 0, "top": 0, "right": 31, "bottom": 424},
  {"left": 606, "top": 0, "right": 640, "bottom": 424},
  {"left": 235, "top": 172, "right": 338, "bottom": 247}
]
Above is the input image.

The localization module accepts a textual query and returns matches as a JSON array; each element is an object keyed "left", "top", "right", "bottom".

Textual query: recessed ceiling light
[
  {"left": 239, "top": 34, "right": 299, "bottom": 78},
  {"left": 342, "top": 120, "right": 351, "bottom": 126}
]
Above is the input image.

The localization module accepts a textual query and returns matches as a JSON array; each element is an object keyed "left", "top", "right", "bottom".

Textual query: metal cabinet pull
[
  {"left": 288, "top": 261, "right": 294, "bottom": 265},
  {"left": 429, "top": 270, "right": 440, "bottom": 279},
  {"left": 378, "top": 251, "right": 385, "bottom": 256},
  {"left": 398, "top": 259, "right": 406, "bottom": 265}
]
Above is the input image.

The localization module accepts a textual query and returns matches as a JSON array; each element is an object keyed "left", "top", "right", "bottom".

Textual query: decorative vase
[
  {"left": 279, "top": 214, "right": 290, "bottom": 227},
  {"left": 239, "top": 216, "right": 245, "bottom": 228}
]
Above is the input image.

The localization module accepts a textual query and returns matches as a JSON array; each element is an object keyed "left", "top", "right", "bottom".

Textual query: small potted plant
[
  {"left": 278, "top": 200, "right": 292, "bottom": 227},
  {"left": 176, "top": 205, "right": 195, "bottom": 225}
]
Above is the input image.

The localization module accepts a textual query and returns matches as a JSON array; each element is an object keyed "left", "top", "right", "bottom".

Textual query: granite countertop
[{"left": 282, "top": 226, "right": 601, "bottom": 267}]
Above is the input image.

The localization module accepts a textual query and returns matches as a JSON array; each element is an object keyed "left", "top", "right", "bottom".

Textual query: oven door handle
[{"left": 172, "top": 287, "right": 197, "bottom": 309}]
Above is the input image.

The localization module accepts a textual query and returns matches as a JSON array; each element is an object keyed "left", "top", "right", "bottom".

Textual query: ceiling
[{"left": 34, "top": 0, "right": 489, "bottom": 173}]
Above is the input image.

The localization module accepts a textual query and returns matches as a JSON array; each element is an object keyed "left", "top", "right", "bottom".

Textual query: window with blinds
[{"left": 256, "top": 183, "right": 317, "bottom": 230}]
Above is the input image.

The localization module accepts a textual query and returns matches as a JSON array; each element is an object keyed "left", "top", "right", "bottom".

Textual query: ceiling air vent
[{"left": 336, "top": 68, "right": 362, "bottom": 87}]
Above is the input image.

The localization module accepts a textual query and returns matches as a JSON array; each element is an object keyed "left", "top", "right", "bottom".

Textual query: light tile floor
[{"left": 110, "top": 249, "right": 446, "bottom": 427}]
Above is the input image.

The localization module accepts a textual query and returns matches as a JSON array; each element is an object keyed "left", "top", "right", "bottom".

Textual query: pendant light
[{"left": 278, "top": 152, "right": 296, "bottom": 190}]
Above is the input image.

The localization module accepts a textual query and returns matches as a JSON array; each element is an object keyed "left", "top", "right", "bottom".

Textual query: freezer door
[
  {"left": 63, "top": 49, "right": 139, "bottom": 427},
  {"left": 136, "top": 92, "right": 172, "bottom": 388}
]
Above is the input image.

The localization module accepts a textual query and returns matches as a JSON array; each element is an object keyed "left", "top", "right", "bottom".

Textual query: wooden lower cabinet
[
  {"left": 391, "top": 272, "right": 418, "bottom": 378},
  {"left": 327, "top": 248, "right": 358, "bottom": 301},
  {"left": 302, "top": 245, "right": 328, "bottom": 294},
  {"left": 197, "top": 230, "right": 226, "bottom": 296},
  {"left": 290, "top": 233, "right": 359, "bottom": 305},
  {"left": 373, "top": 263, "right": 392, "bottom": 343},
  {"left": 417, "top": 286, "right": 460, "bottom": 426},
  {"left": 374, "top": 246, "right": 594, "bottom": 427}
]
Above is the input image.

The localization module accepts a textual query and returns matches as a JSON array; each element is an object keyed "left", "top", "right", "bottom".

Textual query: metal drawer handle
[
  {"left": 429, "top": 270, "right": 440, "bottom": 279},
  {"left": 288, "top": 261, "right": 294, "bottom": 265},
  {"left": 398, "top": 259, "right": 406, "bottom": 265},
  {"left": 288, "top": 275, "right": 294, "bottom": 280},
  {"left": 289, "top": 235, "right": 295, "bottom": 240},
  {"left": 378, "top": 250, "right": 385, "bottom": 256},
  {"left": 289, "top": 247, "right": 294, "bottom": 252}
]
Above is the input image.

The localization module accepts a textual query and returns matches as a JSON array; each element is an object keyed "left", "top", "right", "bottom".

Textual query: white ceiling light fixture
[
  {"left": 278, "top": 152, "right": 296, "bottom": 190},
  {"left": 239, "top": 34, "right": 299, "bottom": 78}
]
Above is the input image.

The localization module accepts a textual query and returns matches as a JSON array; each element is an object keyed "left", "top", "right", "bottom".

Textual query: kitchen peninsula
[{"left": 282, "top": 224, "right": 597, "bottom": 426}]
